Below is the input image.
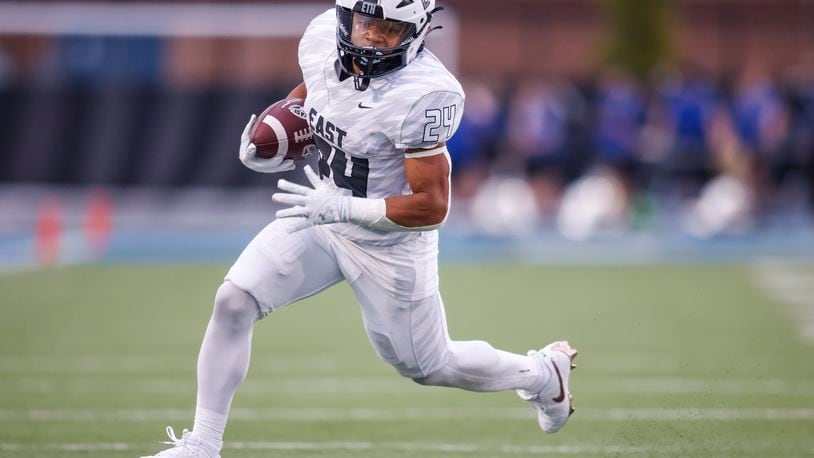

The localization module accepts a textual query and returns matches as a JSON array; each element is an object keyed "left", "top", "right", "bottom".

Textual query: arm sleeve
[{"left": 396, "top": 91, "right": 465, "bottom": 150}]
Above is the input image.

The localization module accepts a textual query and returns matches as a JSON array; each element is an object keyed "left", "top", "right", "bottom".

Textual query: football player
[{"left": 143, "top": 1, "right": 577, "bottom": 456}]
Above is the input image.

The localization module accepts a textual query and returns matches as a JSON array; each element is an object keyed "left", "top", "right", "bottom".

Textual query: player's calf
[{"left": 410, "top": 340, "right": 544, "bottom": 393}]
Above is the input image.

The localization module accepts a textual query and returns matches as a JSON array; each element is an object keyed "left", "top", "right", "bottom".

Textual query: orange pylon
[
  {"left": 85, "top": 189, "right": 112, "bottom": 259},
  {"left": 35, "top": 198, "right": 62, "bottom": 266}
]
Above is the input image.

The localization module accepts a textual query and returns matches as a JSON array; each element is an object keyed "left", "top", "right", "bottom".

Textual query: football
[{"left": 250, "top": 98, "right": 315, "bottom": 160}]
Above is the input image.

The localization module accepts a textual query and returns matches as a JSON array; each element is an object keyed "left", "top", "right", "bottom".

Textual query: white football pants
[{"left": 206, "top": 219, "right": 542, "bottom": 411}]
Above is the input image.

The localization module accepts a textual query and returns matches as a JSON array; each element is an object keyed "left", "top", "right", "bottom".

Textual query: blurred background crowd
[
  {"left": 450, "top": 60, "right": 814, "bottom": 239},
  {"left": 0, "top": 0, "right": 812, "bottom": 250}
]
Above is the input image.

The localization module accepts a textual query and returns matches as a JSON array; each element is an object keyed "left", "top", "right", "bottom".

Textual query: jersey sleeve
[{"left": 396, "top": 90, "right": 465, "bottom": 150}]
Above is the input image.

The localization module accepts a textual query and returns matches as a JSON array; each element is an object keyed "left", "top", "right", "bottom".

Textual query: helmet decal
[{"left": 359, "top": 1, "right": 378, "bottom": 16}]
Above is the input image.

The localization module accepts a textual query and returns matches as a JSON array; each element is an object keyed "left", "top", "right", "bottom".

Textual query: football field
[{"left": 1, "top": 263, "right": 813, "bottom": 457}]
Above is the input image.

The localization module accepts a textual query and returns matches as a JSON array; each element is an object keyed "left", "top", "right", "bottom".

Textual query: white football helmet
[{"left": 335, "top": 0, "right": 440, "bottom": 90}]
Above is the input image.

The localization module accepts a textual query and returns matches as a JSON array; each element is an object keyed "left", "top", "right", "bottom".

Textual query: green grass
[{"left": 1, "top": 264, "right": 813, "bottom": 457}]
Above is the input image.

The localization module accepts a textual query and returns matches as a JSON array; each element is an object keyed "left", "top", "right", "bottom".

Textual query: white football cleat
[
  {"left": 140, "top": 426, "right": 221, "bottom": 458},
  {"left": 516, "top": 340, "right": 578, "bottom": 433}
]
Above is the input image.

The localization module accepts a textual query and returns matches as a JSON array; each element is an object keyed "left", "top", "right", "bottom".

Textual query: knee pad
[{"left": 213, "top": 281, "right": 261, "bottom": 327}]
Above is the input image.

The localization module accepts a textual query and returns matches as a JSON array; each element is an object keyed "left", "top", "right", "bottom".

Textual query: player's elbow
[
  {"left": 425, "top": 194, "right": 448, "bottom": 225},
  {"left": 404, "top": 195, "right": 446, "bottom": 228}
]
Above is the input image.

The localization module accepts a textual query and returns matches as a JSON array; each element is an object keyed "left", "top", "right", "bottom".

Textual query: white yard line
[
  {"left": 1, "top": 407, "right": 813, "bottom": 422},
  {"left": 229, "top": 442, "right": 663, "bottom": 454},
  {"left": 0, "top": 352, "right": 686, "bottom": 375},
  {"left": 7, "top": 375, "right": 814, "bottom": 396},
  {"left": 0, "top": 441, "right": 800, "bottom": 455},
  {"left": 0, "top": 355, "right": 355, "bottom": 374},
  {"left": 752, "top": 262, "right": 814, "bottom": 343},
  {"left": 6, "top": 377, "right": 416, "bottom": 395}
]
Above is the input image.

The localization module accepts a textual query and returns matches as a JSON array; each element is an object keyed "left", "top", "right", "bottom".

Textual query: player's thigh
[
  {"left": 225, "top": 219, "right": 343, "bottom": 317},
  {"left": 350, "top": 274, "right": 450, "bottom": 379}
]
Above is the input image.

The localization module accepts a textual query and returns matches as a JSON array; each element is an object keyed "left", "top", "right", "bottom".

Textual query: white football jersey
[{"left": 298, "top": 8, "right": 465, "bottom": 246}]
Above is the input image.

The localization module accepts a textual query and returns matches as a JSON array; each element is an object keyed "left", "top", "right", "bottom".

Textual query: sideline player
[{"left": 143, "top": 1, "right": 577, "bottom": 456}]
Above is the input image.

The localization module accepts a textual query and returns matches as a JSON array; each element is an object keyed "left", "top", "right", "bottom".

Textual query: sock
[
  {"left": 193, "top": 407, "right": 227, "bottom": 449},
  {"left": 526, "top": 350, "right": 553, "bottom": 394}
]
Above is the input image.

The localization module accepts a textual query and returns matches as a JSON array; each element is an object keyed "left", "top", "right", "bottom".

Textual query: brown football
[{"left": 249, "top": 98, "right": 315, "bottom": 160}]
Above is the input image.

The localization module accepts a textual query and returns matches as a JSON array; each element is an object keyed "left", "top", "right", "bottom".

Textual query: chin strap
[
  {"left": 416, "top": 7, "right": 444, "bottom": 54},
  {"left": 336, "top": 56, "right": 371, "bottom": 91},
  {"left": 353, "top": 75, "right": 371, "bottom": 91},
  {"left": 428, "top": 6, "right": 444, "bottom": 30}
]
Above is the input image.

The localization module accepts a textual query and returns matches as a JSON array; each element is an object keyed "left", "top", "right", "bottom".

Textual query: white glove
[
  {"left": 273, "top": 164, "right": 441, "bottom": 234},
  {"left": 272, "top": 165, "right": 351, "bottom": 233},
  {"left": 238, "top": 114, "right": 295, "bottom": 174}
]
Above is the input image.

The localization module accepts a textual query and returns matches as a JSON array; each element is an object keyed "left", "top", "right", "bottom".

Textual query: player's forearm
[
  {"left": 384, "top": 192, "right": 448, "bottom": 227},
  {"left": 346, "top": 192, "right": 448, "bottom": 232},
  {"left": 345, "top": 151, "right": 450, "bottom": 232}
]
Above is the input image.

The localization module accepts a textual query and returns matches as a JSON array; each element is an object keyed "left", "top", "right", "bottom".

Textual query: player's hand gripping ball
[{"left": 238, "top": 98, "right": 316, "bottom": 174}]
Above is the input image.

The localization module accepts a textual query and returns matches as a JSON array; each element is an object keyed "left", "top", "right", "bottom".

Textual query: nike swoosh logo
[
  {"left": 358, "top": 102, "right": 373, "bottom": 109},
  {"left": 551, "top": 360, "right": 566, "bottom": 403}
]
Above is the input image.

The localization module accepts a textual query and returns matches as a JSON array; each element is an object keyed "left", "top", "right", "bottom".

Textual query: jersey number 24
[{"left": 423, "top": 105, "right": 456, "bottom": 143}]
